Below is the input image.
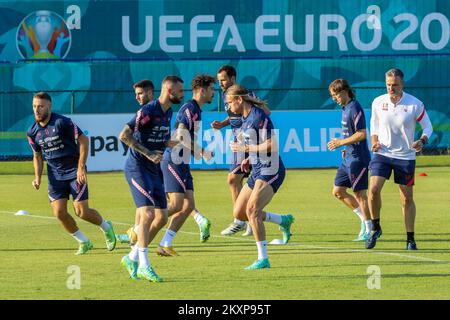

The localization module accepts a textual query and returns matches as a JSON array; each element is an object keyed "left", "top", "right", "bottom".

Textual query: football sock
[
  {"left": 372, "top": 219, "right": 381, "bottom": 231},
  {"left": 234, "top": 218, "right": 246, "bottom": 226},
  {"left": 72, "top": 230, "right": 89, "bottom": 243},
  {"left": 160, "top": 229, "right": 177, "bottom": 247},
  {"left": 353, "top": 207, "right": 365, "bottom": 222},
  {"left": 264, "top": 212, "right": 283, "bottom": 225},
  {"left": 407, "top": 232, "right": 415, "bottom": 241},
  {"left": 256, "top": 241, "right": 268, "bottom": 260},
  {"left": 99, "top": 219, "right": 111, "bottom": 232},
  {"left": 128, "top": 244, "right": 139, "bottom": 262},
  {"left": 193, "top": 211, "right": 206, "bottom": 225},
  {"left": 364, "top": 220, "right": 373, "bottom": 232},
  {"left": 138, "top": 247, "right": 150, "bottom": 268}
]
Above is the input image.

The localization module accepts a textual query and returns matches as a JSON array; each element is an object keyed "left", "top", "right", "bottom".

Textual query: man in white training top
[{"left": 366, "top": 68, "right": 433, "bottom": 251}]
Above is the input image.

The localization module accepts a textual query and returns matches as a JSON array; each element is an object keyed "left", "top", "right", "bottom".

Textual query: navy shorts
[
  {"left": 369, "top": 154, "right": 416, "bottom": 186},
  {"left": 160, "top": 160, "right": 194, "bottom": 193},
  {"left": 229, "top": 148, "right": 250, "bottom": 177},
  {"left": 125, "top": 167, "right": 167, "bottom": 209},
  {"left": 334, "top": 160, "right": 369, "bottom": 192},
  {"left": 48, "top": 178, "right": 88, "bottom": 202},
  {"left": 229, "top": 163, "right": 251, "bottom": 177},
  {"left": 247, "top": 162, "right": 286, "bottom": 193}
]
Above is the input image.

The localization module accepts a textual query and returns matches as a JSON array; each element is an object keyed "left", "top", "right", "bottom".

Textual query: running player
[
  {"left": 116, "top": 79, "right": 154, "bottom": 245},
  {"left": 157, "top": 74, "right": 215, "bottom": 257},
  {"left": 327, "top": 79, "right": 372, "bottom": 241},
  {"left": 366, "top": 68, "right": 433, "bottom": 250},
  {"left": 211, "top": 65, "right": 270, "bottom": 236},
  {"left": 227, "top": 84, "right": 294, "bottom": 269},
  {"left": 27, "top": 92, "right": 116, "bottom": 255},
  {"left": 118, "top": 76, "right": 182, "bottom": 282}
]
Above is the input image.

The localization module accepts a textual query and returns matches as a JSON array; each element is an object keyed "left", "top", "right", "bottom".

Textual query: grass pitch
[{"left": 0, "top": 159, "right": 449, "bottom": 300}]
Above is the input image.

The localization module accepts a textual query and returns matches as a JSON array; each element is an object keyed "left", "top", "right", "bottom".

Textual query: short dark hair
[
  {"left": 191, "top": 74, "right": 216, "bottom": 91},
  {"left": 162, "top": 75, "right": 184, "bottom": 85},
  {"left": 385, "top": 68, "right": 404, "bottom": 79},
  {"left": 33, "top": 92, "right": 52, "bottom": 102},
  {"left": 217, "top": 65, "right": 236, "bottom": 78},
  {"left": 328, "top": 79, "right": 356, "bottom": 99},
  {"left": 133, "top": 79, "right": 154, "bottom": 91}
]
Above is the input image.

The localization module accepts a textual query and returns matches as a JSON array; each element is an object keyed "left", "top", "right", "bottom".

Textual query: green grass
[{"left": 0, "top": 164, "right": 449, "bottom": 300}]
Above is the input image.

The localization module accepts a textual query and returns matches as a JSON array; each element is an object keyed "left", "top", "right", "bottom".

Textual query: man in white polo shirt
[{"left": 366, "top": 68, "right": 433, "bottom": 251}]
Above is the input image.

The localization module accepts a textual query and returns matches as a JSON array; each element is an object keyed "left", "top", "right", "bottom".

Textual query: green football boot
[
  {"left": 353, "top": 221, "right": 367, "bottom": 241},
  {"left": 199, "top": 217, "right": 211, "bottom": 243},
  {"left": 280, "top": 214, "right": 295, "bottom": 244},
  {"left": 121, "top": 255, "right": 138, "bottom": 280},
  {"left": 137, "top": 266, "right": 163, "bottom": 282},
  {"left": 75, "top": 240, "right": 93, "bottom": 255},
  {"left": 102, "top": 221, "right": 116, "bottom": 251},
  {"left": 245, "top": 258, "right": 271, "bottom": 270}
]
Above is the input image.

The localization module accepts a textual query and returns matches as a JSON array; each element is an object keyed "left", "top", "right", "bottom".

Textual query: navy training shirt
[
  {"left": 239, "top": 106, "right": 283, "bottom": 173},
  {"left": 27, "top": 113, "right": 83, "bottom": 181},
  {"left": 341, "top": 99, "right": 371, "bottom": 164},
  {"left": 163, "top": 99, "right": 202, "bottom": 162},
  {"left": 125, "top": 100, "right": 172, "bottom": 172}
]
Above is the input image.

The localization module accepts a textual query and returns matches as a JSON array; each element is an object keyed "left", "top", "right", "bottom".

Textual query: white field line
[{"left": 1, "top": 210, "right": 450, "bottom": 264}]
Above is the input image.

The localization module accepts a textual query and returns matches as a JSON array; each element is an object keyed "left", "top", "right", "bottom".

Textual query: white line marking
[{"left": 2, "top": 210, "right": 450, "bottom": 264}]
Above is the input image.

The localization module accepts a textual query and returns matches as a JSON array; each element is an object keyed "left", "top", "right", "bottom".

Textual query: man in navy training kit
[
  {"left": 227, "top": 84, "right": 294, "bottom": 269},
  {"left": 158, "top": 74, "right": 215, "bottom": 257},
  {"left": 327, "top": 79, "right": 372, "bottom": 241},
  {"left": 118, "top": 75, "right": 185, "bottom": 282},
  {"left": 211, "top": 65, "right": 270, "bottom": 237},
  {"left": 27, "top": 92, "right": 116, "bottom": 255}
]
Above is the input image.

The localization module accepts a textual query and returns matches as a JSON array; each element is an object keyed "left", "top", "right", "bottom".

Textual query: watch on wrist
[{"left": 419, "top": 137, "right": 427, "bottom": 144}]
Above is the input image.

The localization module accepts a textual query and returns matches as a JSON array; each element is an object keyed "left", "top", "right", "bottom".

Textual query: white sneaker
[
  {"left": 242, "top": 223, "right": 253, "bottom": 236},
  {"left": 221, "top": 222, "right": 246, "bottom": 235}
]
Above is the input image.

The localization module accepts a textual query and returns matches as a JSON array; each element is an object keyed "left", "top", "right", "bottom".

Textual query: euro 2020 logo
[{"left": 16, "top": 10, "right": 72, "bottom": 59}]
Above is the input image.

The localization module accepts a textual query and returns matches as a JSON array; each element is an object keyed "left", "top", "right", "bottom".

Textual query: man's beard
[
  {"left": 35, "top": 110, "right": 49, "bottom": 122},
  {"left": 169, "top": 94, "right": 183, "bottom": 104}
]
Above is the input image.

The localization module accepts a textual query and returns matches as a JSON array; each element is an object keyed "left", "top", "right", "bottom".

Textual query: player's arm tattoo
[{"left": 119, "top": 125, "right": 154, "bottom": 158}]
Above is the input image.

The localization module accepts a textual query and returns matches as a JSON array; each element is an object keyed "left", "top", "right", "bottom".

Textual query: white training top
[{"left": 370, "top": 92, "right": 433, "bottom": 160}]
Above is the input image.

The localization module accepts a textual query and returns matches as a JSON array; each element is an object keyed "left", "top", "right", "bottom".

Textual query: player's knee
[
  {"left": 369, "top": 186, "right": 381, "bottom": 198},
  {"left": 333, "top": 189, "right": 344, "bottom": 200},
  {"left": 169, "top": 199, "right": 183, "bottom": 214},
  {"left": 140, "top": 209, "right": 155, "bottom": 224},
  {"left": 246, "top": 203, "right": 260, "bottom": 220},
  {"left": 184, "top": 203, "right": 195, "bottom": 216},
  {"left": 54, "top": 209, "right": 70, "bottom": 221},
  {"left": 73, "top": 206, "right": 86, "bottom": 219},
  {"left": 354, "top": 191, "right": 367, "bottom": 203},
  {"left": 401, "top": 194, "right": 414, "bottom": 207}
]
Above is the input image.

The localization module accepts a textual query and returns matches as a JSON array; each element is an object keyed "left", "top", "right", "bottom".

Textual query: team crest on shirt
[{"left": 382, "top": 103, "right": 388, "bottom": 111}]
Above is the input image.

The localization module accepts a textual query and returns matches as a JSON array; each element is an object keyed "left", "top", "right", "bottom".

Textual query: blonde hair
[{"left": 226, "top": 84, "right": 267, "bottom": 109}]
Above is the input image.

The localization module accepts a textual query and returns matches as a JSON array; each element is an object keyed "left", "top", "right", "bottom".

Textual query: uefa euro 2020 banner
[
  {"left": 0, "top": 0, "right": 449, "bottom": 164},
  {"left": 1, "top": 0, "right": 450, "bottom": 61}
]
